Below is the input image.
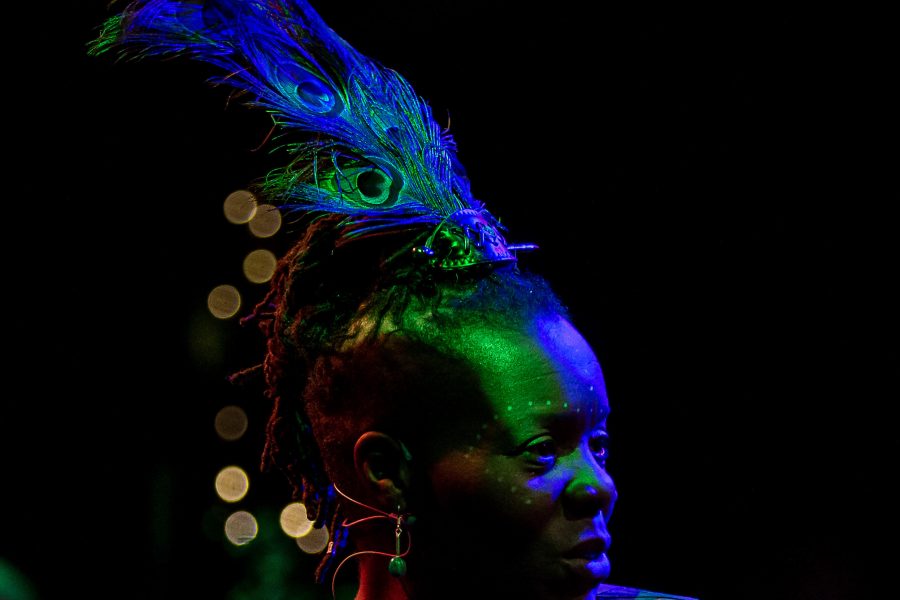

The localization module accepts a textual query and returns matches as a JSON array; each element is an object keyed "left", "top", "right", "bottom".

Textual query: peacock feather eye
[
  {"left": 274, "top": 60, "right": 340, "bottom": 115},
  {"left": 355, "top": 169, "right": 391, "bottom": 204},
  {"left": 295, "top": 79, "right": 334, "bottom": 113}
]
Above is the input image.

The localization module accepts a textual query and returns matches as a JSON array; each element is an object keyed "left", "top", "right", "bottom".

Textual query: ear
[{"left": 353, "top": 431, "right": 413, "bottom": 513}]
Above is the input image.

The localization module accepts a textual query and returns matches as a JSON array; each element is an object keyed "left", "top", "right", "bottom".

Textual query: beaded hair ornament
[{"left": 90, "top": 0, "right": 536, "bottom": 270}]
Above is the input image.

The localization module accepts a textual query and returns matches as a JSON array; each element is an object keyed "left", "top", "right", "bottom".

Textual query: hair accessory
[{"left": 89, "top": 0, "right": 536, "bottom": 269}]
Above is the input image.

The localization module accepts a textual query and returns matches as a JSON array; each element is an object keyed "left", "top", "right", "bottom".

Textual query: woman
[
  {"left": 245, "top": 214, "right": 623, "bottom": 599},
  {"left": 91, "top": 1, "right": 696, "bottom": 598}
]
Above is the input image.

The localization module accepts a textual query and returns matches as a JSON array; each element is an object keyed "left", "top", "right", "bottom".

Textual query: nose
[{"left": 562, "top": 452, "right": 617, "bottom": 521}]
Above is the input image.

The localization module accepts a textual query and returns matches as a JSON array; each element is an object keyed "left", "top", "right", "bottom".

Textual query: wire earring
[
  {"left": 388, "top": 509, "right": 407, "bottom": 577},
  {"left": 329, "top": 483, "right": 413, "bottom": 598}
]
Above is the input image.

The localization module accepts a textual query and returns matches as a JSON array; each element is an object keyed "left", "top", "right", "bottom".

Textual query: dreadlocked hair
[{"left": 237, "top": 212, "right": 567, "bottom": 584}]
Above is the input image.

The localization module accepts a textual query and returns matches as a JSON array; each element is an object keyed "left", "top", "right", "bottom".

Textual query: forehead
[{"left": 457, "top": 314, "right": 609, "bottom": 423}]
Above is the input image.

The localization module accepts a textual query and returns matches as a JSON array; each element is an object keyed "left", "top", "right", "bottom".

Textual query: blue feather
[{"left": 91, "top": 0, "right": 526, "bottom": 267}]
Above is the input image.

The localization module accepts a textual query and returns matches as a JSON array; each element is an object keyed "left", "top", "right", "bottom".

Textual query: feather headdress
[{"left": 90, "top": 0, "right": 535, "bottom": 269}]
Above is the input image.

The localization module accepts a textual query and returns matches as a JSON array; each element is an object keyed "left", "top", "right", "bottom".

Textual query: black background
[{"left": 3, "top": 3, "right": 893, "bottom": 599}]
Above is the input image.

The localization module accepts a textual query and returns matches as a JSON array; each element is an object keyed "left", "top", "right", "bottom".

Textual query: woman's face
[{"left": 418, "top": 313, "right": 617, "bottom": 600}]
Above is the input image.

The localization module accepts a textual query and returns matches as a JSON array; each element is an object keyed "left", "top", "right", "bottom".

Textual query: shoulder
[{"left": 594, "top": 583, "right": 699, "bottom": 599}]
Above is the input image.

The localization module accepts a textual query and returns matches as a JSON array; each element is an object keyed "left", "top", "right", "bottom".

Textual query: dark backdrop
[{"left": 3, "top": 3, "right": 892, "bottom": 599}]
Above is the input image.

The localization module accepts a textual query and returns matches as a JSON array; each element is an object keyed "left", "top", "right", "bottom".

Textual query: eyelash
[
  {"left": 522, "top": 438, "right": 558, "bottom": 470},
  {"left": 590, "top": 432, "right": 609, "bottom": 467},
  {"left": 521, "top": 432, "right": 609, "bottom": 471}
]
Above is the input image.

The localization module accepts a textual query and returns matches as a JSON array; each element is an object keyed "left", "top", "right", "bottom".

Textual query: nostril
[
  {"left": 563, "top": 477, "right": 615, "bottom": 521},
  {"left": 580, "top": 484, "right": 599, "bottom": 499}
]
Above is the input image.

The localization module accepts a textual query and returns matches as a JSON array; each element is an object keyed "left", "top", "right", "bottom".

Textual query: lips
[
  {"left": 561, "top": 535, "right": 613, "bottom": 584},
  {"left": 562, "top": 535, "right": 611, "bottom": 561}
]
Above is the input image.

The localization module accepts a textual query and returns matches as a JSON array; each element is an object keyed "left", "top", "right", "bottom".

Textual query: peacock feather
[{"left": 90, "top": 0, "right": 533, "bottom": 268}]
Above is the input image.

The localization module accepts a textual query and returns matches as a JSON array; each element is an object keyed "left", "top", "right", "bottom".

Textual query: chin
[
  {"left": 506, "top": 561, "right": 610, "bottom": 600},
  {"left": 555, "top": 555, "right": 612, "bottom": 599}
]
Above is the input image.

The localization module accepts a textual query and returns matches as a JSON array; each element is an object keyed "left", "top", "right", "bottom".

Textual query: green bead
[{"left": 388, "top": 556, "right": 407, "bottom": 577}]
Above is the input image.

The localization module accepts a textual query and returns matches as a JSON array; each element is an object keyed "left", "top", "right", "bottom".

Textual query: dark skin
[{"left": 348, "top": 313, "right": 617, "bottom": 600}]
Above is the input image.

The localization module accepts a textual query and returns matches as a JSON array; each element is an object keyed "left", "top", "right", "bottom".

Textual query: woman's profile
[{"left": 91, "top": 2, "right": 698, "bottom": 598}]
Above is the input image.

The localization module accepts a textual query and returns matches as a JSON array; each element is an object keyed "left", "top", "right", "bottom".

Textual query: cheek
[
  {"left": 427, "top": 451, "right": 560, "bottom": 533},
  {"left": 427, "top": 449, "right": 489, "bottom": 512}
]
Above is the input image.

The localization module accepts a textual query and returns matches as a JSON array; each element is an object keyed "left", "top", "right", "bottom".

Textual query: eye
[
  {"left": 589, "top": 431, "right": 609, "bottom": 467},
  {"left": 522, "top": 436, "right": 558, "bottom": 471}
]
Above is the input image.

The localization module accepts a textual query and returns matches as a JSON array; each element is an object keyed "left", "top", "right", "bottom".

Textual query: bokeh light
[
  {"left": 215, "top": 466, "right": 249, "bottom": 503},
  {"left": 248, "top": 203, "right": 282, "bottom": 238},
  {"left": 224, "top": 510, "right": 258, "bottom": 546},
  {"left": 242, "top": 249, "right": 277, "bottom": 284},
  {"left": 297, "top": 523, "right": 330, "bottom": 554},
  {"left": 279, "top": 502, "right": 314, "bottom": 538},
  {"left": 223, "top": 189, "right": 258, "bottom": 224},
  {"left": 214, "top": 405, "right": 248, "bottom": 441},
  {"left": 207, "top": 284, "right": 241, "bottom": 319}
]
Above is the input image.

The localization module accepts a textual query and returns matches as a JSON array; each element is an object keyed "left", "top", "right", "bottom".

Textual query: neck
[{"left": 355, "top": 554, "right": 411, "bottom": 600}]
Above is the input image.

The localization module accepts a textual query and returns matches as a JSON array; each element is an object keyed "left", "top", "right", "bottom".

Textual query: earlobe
[{"left": 353, "top": 431, "right": 412, "bottom": 512}]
